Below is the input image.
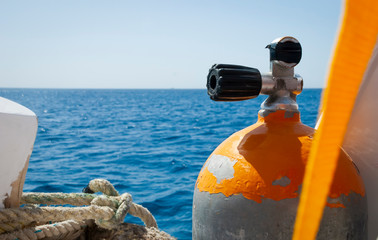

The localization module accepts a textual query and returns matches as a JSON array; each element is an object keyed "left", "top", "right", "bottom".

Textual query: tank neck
[
  {"left": 258, "top": 61, "right": 303, "bottom": 118},
  {"left": 258, "top": 110, "right": 301, "bottom": 123}
]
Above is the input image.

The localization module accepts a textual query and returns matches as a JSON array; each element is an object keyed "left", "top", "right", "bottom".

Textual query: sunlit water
[{"left": 0, "top": 89, "right": 321, "bottom": 239}]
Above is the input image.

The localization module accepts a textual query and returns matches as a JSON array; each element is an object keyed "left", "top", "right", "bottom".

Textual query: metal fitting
[
  {"left": 259, "top": 36, "right": 303, "bottom": 117},
  {"left": 206, "top": 36, "right": 304, "bottom": 118}
]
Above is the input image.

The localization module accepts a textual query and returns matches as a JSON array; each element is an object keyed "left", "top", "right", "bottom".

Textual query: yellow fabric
[{"left": 292, "top": 0, "right": 378, "bottom": 239}]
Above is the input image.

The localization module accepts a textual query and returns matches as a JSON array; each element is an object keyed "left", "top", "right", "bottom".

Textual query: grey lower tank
[{"left": 192, "top": 188, "right": 367, "bottom": 240}]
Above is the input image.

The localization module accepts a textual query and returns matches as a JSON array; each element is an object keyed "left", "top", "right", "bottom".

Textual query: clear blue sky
[{"left": 0, "top": 0, "right": 342, "bottom": 89}]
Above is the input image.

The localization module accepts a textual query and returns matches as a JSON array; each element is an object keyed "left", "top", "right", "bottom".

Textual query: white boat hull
[
  {"left": 0, "top": 97, "right": 37, "bottom": 208},
  {"left": 343, "top": 42, "right": 378, "bottom": 240}
]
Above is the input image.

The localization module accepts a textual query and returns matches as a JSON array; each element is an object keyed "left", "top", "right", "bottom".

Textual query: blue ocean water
[{"left": 0, "top": 88, "right": 321, "bottom": 239}]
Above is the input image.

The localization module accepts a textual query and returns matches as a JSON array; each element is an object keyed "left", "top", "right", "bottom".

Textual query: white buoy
[{"left": 0, "top": 97, "right": 37, "bottom": 208}]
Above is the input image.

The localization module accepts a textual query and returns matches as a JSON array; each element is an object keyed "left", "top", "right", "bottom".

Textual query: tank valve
[{"left": 207, "top": 36, "right": 303, "bottom": 116}]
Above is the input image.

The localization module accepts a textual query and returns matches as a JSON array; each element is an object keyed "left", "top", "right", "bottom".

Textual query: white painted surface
[
  {"left": 342, "top": 40, "right": 378, "bottom": 240},
  {"left": 0, "top": 97, "right": 37, "bottom": 208},
  {"left": 204, "top": 154, "right": 237, "bottom": 184}
]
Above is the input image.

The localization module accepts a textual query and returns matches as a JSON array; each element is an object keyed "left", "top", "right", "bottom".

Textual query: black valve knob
[
  {"left": 266, "top": 37, "right": 302, "bottom": 65},
  {"left": 207, "top": 64, "right": 262, "bottom": 101}
]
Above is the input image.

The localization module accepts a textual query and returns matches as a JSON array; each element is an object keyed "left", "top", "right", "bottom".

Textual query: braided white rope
[
  {"left": 0, "top": 179, "right": 158, "bottom": 239},
  {"left": 0, "top": 220, "right": 86, "bottom": 240}
]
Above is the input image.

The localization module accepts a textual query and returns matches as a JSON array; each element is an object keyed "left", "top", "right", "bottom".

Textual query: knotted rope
[{"left": 0, "top": 179, "right": 158, "bottom": 240}]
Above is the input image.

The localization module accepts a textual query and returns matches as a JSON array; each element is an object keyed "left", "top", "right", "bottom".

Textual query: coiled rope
[{"left": 0, "top": 179, "right": 159, "bottom": 240}]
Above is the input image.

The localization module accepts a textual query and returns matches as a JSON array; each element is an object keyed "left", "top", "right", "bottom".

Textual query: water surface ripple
[{"left": 0, "top": 89, "right": 321, "bottom": 239}]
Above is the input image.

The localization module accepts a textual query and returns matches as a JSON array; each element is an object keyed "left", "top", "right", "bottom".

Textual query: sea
[{"left": 0, "top": 88, "right": 322, "bottom": 239}]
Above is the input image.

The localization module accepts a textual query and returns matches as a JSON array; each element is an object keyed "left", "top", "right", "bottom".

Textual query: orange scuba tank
[{"left": 192, "top": 37, "right": 367, "bottom": 240}]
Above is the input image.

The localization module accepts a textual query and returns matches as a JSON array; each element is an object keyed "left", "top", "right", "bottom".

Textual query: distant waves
[{"left": 0, "top": 88, "right": 322, "bottom": 239}]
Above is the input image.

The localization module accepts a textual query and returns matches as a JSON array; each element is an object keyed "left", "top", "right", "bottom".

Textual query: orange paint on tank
[
  {"left": 326, "top": 202, "right": 346, "bottom": 208},
  {"left": 196, "top": 111, "right": 365, "bottom": 205}
]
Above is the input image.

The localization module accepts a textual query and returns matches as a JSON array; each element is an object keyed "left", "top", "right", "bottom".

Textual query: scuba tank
[{"left": 193, "top": 37, "right": 367, "bottom": 240}]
